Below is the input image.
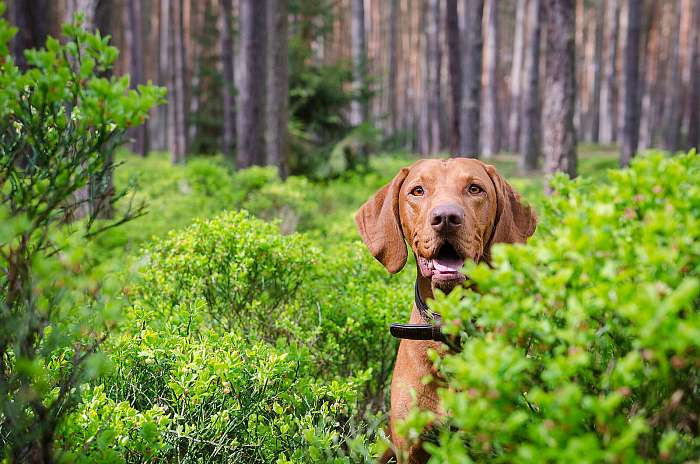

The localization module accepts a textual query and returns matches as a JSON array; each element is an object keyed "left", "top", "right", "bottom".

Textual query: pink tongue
[{"left": 433, "top": 258, "right": 464, "bottom": 273}]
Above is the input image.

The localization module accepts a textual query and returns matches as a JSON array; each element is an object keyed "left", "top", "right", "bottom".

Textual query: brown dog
[{"left": 355, "top": 158, "right": 536, "bottom": 463}]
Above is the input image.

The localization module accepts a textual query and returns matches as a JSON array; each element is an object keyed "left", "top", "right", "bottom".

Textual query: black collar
[{"left": 389, "top": 280, "right": 461, "bottom": 351}]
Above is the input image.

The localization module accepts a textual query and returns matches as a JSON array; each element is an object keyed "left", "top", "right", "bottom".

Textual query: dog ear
[
  {"left": 485, "top": 164, "right": 537, "bottom": 245},
  {"left": 355, "top": 167, "right": 409, "bottom": 273}
]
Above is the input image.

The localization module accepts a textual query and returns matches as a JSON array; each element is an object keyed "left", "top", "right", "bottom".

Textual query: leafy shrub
[
  {"left": 416, "top": 152, "right": 700, "bottom": 463},
  {"left": 135, "top": 210, "right": 314, "bottom": 337},
  {"left": 0, "top": 9, "right": 163, "bottom": 460}
]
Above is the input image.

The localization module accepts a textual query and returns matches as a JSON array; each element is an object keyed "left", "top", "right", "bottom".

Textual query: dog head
[{"left": 355, "top": 158, "right": 536, "bottom": 293}]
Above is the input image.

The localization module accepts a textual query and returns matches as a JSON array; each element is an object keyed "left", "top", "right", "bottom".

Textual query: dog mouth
[{"left": 417, "top": 242, "right": 466, "bottom": 282}]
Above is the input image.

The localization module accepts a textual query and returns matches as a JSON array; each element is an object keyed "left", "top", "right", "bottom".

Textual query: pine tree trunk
[
  {"left": 620, "top": 0, "right": 641, "bottom": 166},
  {"left": 350, "top": 0, "right": 367, "bottom": 126},
  {"left": 126, "top": 0, "right": 149, "bottom": 156},
  {"left": 427, "top": 0, "right": 442, "bottom": 153},
  {"left": 663, "top": 0, "right": 682, "bottom": 152},
  {"left": 590, "top": 4, "right": 604, "bottom": 143},
  {"left": 159, "top": 0, "right": 170, "bottom": 152},
  {"left": 220, "top": 0, "right": 236, "bottom": 159},
  {"left": 599, "top": 0, "right": 619, "bottom": 144},
  {"left": 236, "top": 0, "right": 267, "bottom": 168},
  {"left": 543, "top": 0, "right": 577, "bottom": 188},
  {"left": 266, "top": 0, "right": 289, "bottom": 177},
  {"left": 388, "top": 0, "right": 400, "bottom": 138},
  {"left": 459, "top": 0, "right": 484, "bottom": 157},
  {"left": 8, "top": 0, "right": 52, "bottom": 71},
  {"left": 482, "top": 0, "right": 500, "bottom": 157},
  {"left": 519, "top": 0, "right": 541, "bottom": 172},
  {"left": 509, "top": 0, "right": 526, "bottom": 152},
  {"left": 686, "top": 1, "right": 700, "bottom": 150},
  {"left": 168, "top": 0, "right": 187, "bottom": 163},
  {"left": 639, "top": 0, "right": 661, "bottom": 149},
  {"left": 446, "top": 0, "right": 461, "bottom": 153},
  {"left": 187, "top": 0, "right": 204, "bottom": 152}
]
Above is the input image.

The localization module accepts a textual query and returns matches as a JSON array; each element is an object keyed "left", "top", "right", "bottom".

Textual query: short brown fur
[{"left": 356, "top": 158, "right": 536, "bottom": 463}]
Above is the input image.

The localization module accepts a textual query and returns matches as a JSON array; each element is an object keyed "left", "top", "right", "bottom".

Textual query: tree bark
[
  {"left": 519, "top": 0, "right": 541, "bottom": 172},
  {"left": 459, "top": 0, "right": 484, "bottom": 157},
  {"left": 543, "top": 0, "right": 577, "bottom": 188},
  {"left": 168, "top": 0, "right": 188, "bottom": 163},
  {"left": 446, "top": 0, "right": 461, "bottom": 153},
  {"left": 220, "top": 0, "right": 236, "bottom": 159},
  {"left": 350, "top": 0, "right": 368, "bottom": 126},
  {"left": 686, "top": 1, "right": 700, "bottom": 150},
  {"left": 589, "top": 4, "right": 604, "bottom": 143},
  {"left": 663, "top": 0, "right": 682, "bottom": 152},
  {"left": 620, "top": 0, "right": 641, "bottom": 166},
  {"left": 639, "top": 0, "right": 661, "bottom": 149},
  {"left": 236, "top": 0, "right": 267, "bottom": 168},
  {"left": 266, "top": 0, "right": 289, "bottom": 177},
  {"left": 482, "top": 0, "right": 500, "bottom": 157},
  {"left": 126, "top": 0, "right": 149, "bottom": 156},
  {"left": 599, "top": 0, "right": 619, "bottom": 144},
  {"left": 508, "top": 0, "right": 526, "bottom": 152},
  {"left": 388, "top": 0, "right": 400, "bottom": 138},
  {"left": 426, "top": 0, "right": 442, "bottom": 153},
  {"left": 8, "top": 0, "right": 52, "bottom": 70}
]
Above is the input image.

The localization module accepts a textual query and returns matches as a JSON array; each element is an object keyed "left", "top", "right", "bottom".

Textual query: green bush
[
  {"left": 414, "top": 152, "right": 700, "bottom": 463},
  {"left": 134, "top": 210, "right": 315, "bottom": 337},
  {"left": 0, "top": 8, "right": 163, "bottom": 460}
]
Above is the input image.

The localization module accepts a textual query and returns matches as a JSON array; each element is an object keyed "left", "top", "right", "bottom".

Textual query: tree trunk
[
  {"left": 459, "top": 0, "right": 484, "bottom": 157},
  {"left": 686, "top": 1, "right": 700, "bottom": 150},
  {"left": 639, "top": 0, "right": 661, "bottom": 149},
  {"left": 543, "top": 0, "right": 577, "bottom": 189},
  {"left": 426, "top": 0, "right": 442, "bottom": 153},
  {"left": 220, "top": 0, "right": 236, "bottom": 159},
  {"left": 482, "top": 0, "right": 500, "bottom": 157},
  {"left": 589, "top": 4, "right": 604, "bottom": 143},
  {"left": 236, "top": 0, "right": 267, "bottom": 168},
  {"left": 620, "top": 0, "right": 641, "bottom": 166},
  {"left": 519, "top": 0, "right": 542, "bottom": 172},
  {"left": 663, "top": 1, "right": 682, "bottom": 152},
  {"left": 266, "top": 0, "right": 289, "bottom": 177},
  {"left": 508, "top": 0, "right": 526, "bottom": 152},
  {"left": 168, "top": 0, "right": 187, "bottom": 163},
  {"left": 388, "top": 0, "right": 400, "bottom": 138},
  {"left": 187, "top": 0, "right": 204, "bottom": 153},
  {"left": 126, "top": 0, "right": 149, "bottom": 156},
  {"left": 8, "top": 0, "right": 52, "bottom": 70},
  {"left": 350, "top": 0, "right": 367, "bottom": 126},
  {"left": 446, "top": 0, "right": 461, "bottom": 153},
  {"left": 599, "top": 0, "right": 619, "bottom": 144}
]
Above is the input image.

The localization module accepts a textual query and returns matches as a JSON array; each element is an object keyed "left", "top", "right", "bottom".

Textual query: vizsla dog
[{"left": 355, "top": 158, "right": 536, "bottom": 463}]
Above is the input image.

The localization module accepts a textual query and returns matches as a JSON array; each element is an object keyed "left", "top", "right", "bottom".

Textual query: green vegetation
[
  {"left": 2, "top": 9, "right": 699, "bottom": 462},
  {"left": 418, "top": 152, "right": 700, "bottom": 463}
]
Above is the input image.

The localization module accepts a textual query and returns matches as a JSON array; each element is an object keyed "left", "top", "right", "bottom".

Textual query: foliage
[
  {"left": 0, "top": 9, "right": 164, "bottom": 460},
  {"left": 413, "top": 152, "right": 700, "bottom": 463}
]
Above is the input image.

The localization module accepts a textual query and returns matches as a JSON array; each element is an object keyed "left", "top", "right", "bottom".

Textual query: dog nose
[{"left": 430, "top": 204, "right": 464, "bottom": 233}]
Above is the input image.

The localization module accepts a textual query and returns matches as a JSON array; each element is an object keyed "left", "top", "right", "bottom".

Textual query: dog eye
[
  {"left": 467, "top": 184, "right": 484, "bottom": 195},
  {"left": 410, "top": 186, "right": 425, "bottom": 196}
]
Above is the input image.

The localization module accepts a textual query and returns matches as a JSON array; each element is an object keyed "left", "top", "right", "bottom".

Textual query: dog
[{"left": 355, "top": 158, "right": 537, "bottom": 463}]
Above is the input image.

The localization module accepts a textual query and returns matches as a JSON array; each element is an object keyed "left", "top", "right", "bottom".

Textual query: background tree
[
  {"left": 519, "top": 0, "right": 542, "bottom": 172},
  {"left": 266, "top": 0, "right": 289, "bottom": 177},
  {"left": 599, "top": 0, "right": 619, "bottom": 144},
  {"left": 446, "top": 0, "right": 461, "bottom": 153},
  {"left": 350, "top": 0, "right": 367, "bottom": 127},
  {"left": 7, "top": 0, "right": 52, "bottom": 70},
  {"left": 459, "top": 0, "right": 484, "bottom": 157},
  {"left": 543, "top": 0, "right": 577, "bottom": 188},
  {"left": 220, "top": 0, "right": 236, "bottom": 160},
  {"left": 482, "top": 0, "right": 500, "bottom": 157},
  {"left": 620, "top": 0, "right": 641, "bottom": 166},
  {"left": 508, "top": 0, "right": 526, "bottom": 152},
  {"left": 236, "top": 0, "right": 266, "bottom": 168}
]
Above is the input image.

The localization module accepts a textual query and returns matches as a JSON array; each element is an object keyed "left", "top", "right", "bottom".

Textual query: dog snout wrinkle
[{"left": 430, "top": 204, "right": 464, "bottom": 234}]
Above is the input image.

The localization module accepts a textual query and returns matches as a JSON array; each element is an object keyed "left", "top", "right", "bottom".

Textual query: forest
[{"left": 1, "top": 0, "right": 699, "bottom": 462}]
